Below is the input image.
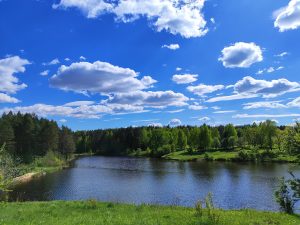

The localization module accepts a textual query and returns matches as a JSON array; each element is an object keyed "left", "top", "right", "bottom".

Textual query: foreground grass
[{"left": 0, "top": 201, "right": 299, "bottom": 225}]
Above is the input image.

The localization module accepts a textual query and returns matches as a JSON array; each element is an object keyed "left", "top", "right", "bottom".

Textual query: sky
[{"left": 0, "top": 0, "right": 300, "bottom": 130}]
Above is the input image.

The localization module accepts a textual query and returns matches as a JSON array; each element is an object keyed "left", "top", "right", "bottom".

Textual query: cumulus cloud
[
  {"left": 188, "top": 103, "right": 207, "bottom": 110},
  {"left": 50, "top": 61, "right": 155, "bottom": 95},
  {"left": 53, "top": 0, "right": 113, "bottom": 18},
  {"left": 243, "top": 101, "right": 287, "bottom": 109},
  {"left": 104, "top": 90, "right": 189, "bottom": 108},
  {"left": 0, "top": 93, "right": 20, "bottom": 103},
  {"left": 234, "top": 76, "right": 300, "bottom": 98},
  {"left": 187, "top": 84, "right": 224, "bottom": 96},
  {"left": 172, "top": 74, "right": 198, "bottom": 84},
  {"left": 43, "top": 58, "right": 60, "bottom": 66},
  {"left": 40, "top": 70, "right": 50, "bottom": 76},
  {"left": 274, "top": 0, "right": 300, "bottom": 32},
  {"left": 53, "top": 0, "right": 208, "bottom": 38},
  {"left": 169, "top": 118, "right": 181, "bottom": 126},
  {"left": 219, "top": 42, "right": 263, "bottom": 68},
  {"left": 0, "top": 56, "right": 30, "bottom": 94},
  {"left": 162, "top": 44, "right": 180, "bottom": 50},
  {"left": 207, "top": 76, "right": 300, "bottom": 102}
]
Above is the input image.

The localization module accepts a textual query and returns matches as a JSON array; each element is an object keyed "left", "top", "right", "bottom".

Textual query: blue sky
[{"left": 1, "top": 0, "right": 300, "bottom": 130}]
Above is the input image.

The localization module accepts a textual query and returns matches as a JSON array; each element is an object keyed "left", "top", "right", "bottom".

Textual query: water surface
[{"left": 9, "top": 156, "right": 300, "bottom": 211}]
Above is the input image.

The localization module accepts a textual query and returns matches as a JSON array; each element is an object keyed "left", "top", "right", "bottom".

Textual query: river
[{"left": 9, "top": 156, "right": 300, "bottom": 211}]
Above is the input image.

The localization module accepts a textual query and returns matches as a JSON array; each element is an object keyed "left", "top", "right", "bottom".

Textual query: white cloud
[
  {"left": 287, "top": 97, "right": 300, "bottom": 107},
  {"left": 234, "top": 76, "right": 300, "bottom": 98},
  {"left": 162, "top": 44, "right": 180, "bottom": 50},
  {"left": 206, "top": 94, "right": 258, "bottom": 103},
  {"left": 0, "top": 93, "right": 20, "bottom": 103},
  {"left": 211, "top": 106, "right": 220, "bottom": 110},
  {"left": 148, "top": 122, "right": 163, "bottom": 127},
  {"left": 65, "top": 58, "right": 71, "bottom": 61},
  {"left": 187, "top": 84, "right": 224, "bottom": 96},
  {"left": 54, "top": 0, "right": 208, "bottom": 38},
  {"left": 213, "top": 110, "right": 236, "bottom": 114},
  {"left": 169, "top": 118, "right": 181, "bottom": 126},
  {"left": 188, "top": 103, "right": 207, "bottom": 110},
  {"left": 141, "top": 76, "right": 157, "bottom": 86},
  {"left": 104, "top": 90, "right": 189, "bottom": 108},
  {"left": 79, "top": 56, "right": 86, "bottom": 61},
  {"left": 243, "top": 101, "right": 287, "bottom": 109},
  {"left": 1, "top": 102, "right": 145, "bottom": 119},
  {"left": 208, "top": 76, "right": 300, "bottom": 102},
  {"left": 256, "top": 66, "right": 284, "bottom": 75},
  {"left": 274, "top": 0, "right": 300, "bottom": 32},
  {"left": 234, "top": 113, "right": 300, "bottom": 119},
  {"left": 43, "top": 58, "right": 60, "bottom": 66},
  {"left": 176, "top": 67, "right": 182, "bottom": 71},
  {"left": 0, "top": 56, "right": 30, "bottom": 94},
  {"left": 198, "top": 116, "right": 210, "bottom": 122},
  {"left": 64, "top": 101, "right": 95, "bottom": 107},
  {"left": 167, "top": 109, "right": 185, "bottom": 113},
  {"left": 40, "top": 70, "right": 50, "bottom": 76},
  {"left": 53, "top": 0, "right": 113, "bottom": 18},
  {"left": 59, "top": 119, "right": 67, "bottom": 123},
  {"left": 172, "top": 74, "right": 198, "bottom": 84},
  {"left": 219, "top": 42, "right": 263, "bottom": 68},
  {"left": 50, "top": 60, "right": 155, "bottom": 95},
  {"left": 0, "top": 56, "right": 30, "bottom": 104},
  {"left": 275, "top": 52, "right": 289, "bottom": 57}
]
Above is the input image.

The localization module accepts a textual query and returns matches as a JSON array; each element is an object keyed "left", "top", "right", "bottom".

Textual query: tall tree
[{"left": 59, "top": 126, "right": 75, "bottom": 159}]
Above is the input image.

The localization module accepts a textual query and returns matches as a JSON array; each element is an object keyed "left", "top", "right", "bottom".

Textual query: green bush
[{"left": 33, "top": 151, "right": 65, "bottom": 168}]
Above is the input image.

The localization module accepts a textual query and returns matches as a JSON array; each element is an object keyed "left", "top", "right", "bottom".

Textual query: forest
[{"left": 0, "top": 112, "right": 300, "bottom": 164}]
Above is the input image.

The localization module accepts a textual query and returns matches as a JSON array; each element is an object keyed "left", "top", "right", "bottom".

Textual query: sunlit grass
[{"left": 0, "top": 201, "right": 299, "bottom": 225}]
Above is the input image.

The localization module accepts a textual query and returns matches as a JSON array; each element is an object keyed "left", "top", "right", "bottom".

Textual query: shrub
[
  {"left": 33, "top": 151, "right": 65, "bottom": 168},
  {"left": 275, "top": 177, "right": 294, "bottom": 214}
]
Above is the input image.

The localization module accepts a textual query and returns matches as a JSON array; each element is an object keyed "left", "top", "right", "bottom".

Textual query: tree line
[
  {"left": 0, "top": 112, "right": 299, "bottom": 164},
  {"left": 0, "top": 112, "right": 75, "bottom": 163},
  {"left": 75, "top": 120, "right": 300, "bottom": 158}
]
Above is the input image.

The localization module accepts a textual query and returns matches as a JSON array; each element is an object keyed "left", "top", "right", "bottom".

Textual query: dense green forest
[
  {"left": 75, "top": 120, "right": 300, "bottom": 161},
  {"left": 0, "top": 112, "right": 300, "bottom": 164}
]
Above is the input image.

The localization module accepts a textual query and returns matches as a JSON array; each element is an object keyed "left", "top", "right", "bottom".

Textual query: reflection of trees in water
[{"left": 9, "top": 170, "right": 73, "bottom": 201}]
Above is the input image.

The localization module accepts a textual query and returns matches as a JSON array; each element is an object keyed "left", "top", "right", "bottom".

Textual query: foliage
[
  {"left": 0, "top": 112, "right": 75, "bottom": 164},
  {"left": 275, "top": 172, "right": 300, "bottom": 215}
]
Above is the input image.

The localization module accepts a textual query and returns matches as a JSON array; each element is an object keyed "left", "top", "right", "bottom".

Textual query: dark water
[{"left": 9, "top": 156, "right": 300, "bottom": 211}]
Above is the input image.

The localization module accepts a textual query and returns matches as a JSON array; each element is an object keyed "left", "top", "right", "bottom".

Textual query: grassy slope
[
  {"left": 163, "top": 150, "right": 299, "bottom": 162},
  {"left": 0, "top": 201, "right": 299, "bottom": 225}
]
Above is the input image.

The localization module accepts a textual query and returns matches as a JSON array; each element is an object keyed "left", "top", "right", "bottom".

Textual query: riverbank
[
  {"left": 162, "top": 150, "right": 300, "bottom": 163},
  {"left": 0, "top": 201, "right": 299, "bottom": 225}
]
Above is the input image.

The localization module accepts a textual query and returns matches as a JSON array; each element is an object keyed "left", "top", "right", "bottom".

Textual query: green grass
[
  {"left": 163, "top": 150, "right": 238, "bottom": 162},
  {"left": 0, "top": 201, "right": 299, "bottom": 225},
  {"left": 163, "top": 149, "right": 299, "bottom": 163}
]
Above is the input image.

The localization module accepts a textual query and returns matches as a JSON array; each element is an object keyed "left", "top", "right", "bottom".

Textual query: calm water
[{"left": 9, "top": 156, "right": 300, "bottom": 211}]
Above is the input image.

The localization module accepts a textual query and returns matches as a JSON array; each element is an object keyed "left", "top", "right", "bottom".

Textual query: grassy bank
[
  {"left": 163, "top": 150, "right": 299, "bottom": 162},
  {"left": 0, "top": 201, "right": 299, "bottom": 225}
]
